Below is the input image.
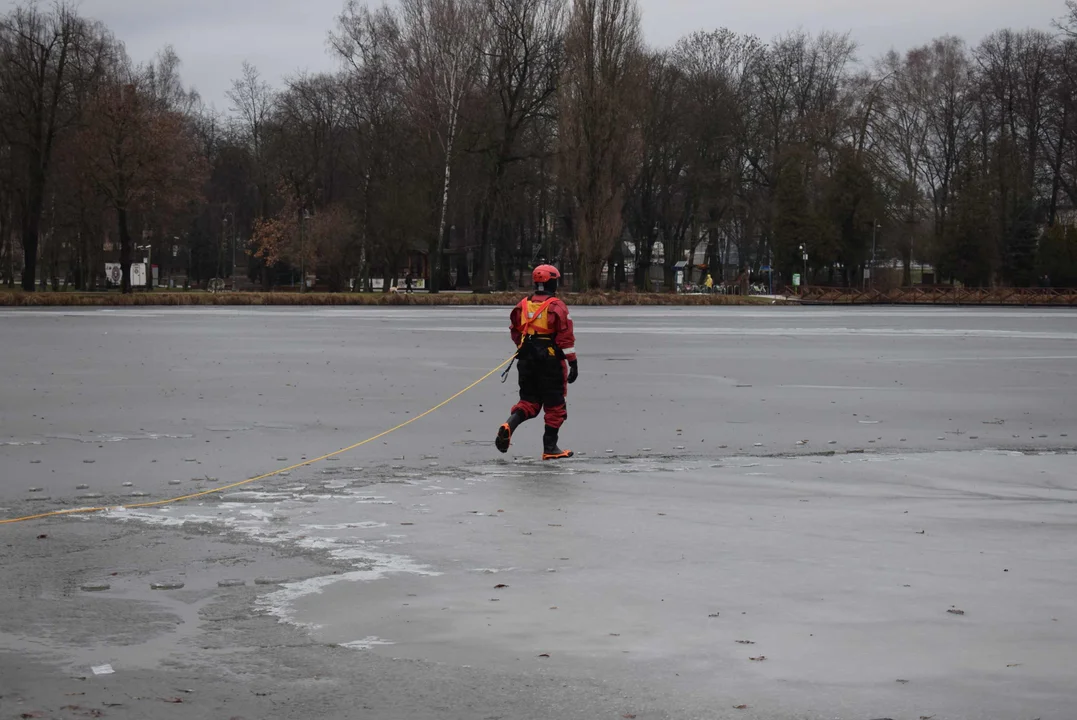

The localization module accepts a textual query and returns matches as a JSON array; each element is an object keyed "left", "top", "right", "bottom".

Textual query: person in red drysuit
[{"left": 495, "top": 264, "right": 578, "bottom": 460}]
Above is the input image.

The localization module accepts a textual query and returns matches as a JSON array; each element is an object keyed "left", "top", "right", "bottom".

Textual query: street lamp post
[
  {"left": 870, "top": 219, "right": 880, "bottom": 290},
  {"left": 223, "top": 211, "right": 236, "bottom": 291},
  {"left": 171, "top": 237, "right": 179, "bottom": 289},
  {"left": 232, "top": 229, "right": 238, "bottom": 292},
  {"left": 799, "top": 244, "right": 807, "bottom": 293},
  {"left": 299, "top": 209, "right": 309, "bottom": 292},
  {"left": 767, "top": 241, "right": 773, "bottom": 296},
  {"left": 871, "top": 219, "right": 877, "bottom": 289}
]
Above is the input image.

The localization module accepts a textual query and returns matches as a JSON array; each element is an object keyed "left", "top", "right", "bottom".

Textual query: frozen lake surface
[{"left": 1, "top": 306, "right": 1075, "bottom": 719}]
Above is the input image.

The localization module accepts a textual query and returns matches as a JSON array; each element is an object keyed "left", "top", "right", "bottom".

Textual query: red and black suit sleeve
[
  {"left": 509, "top": 300, "right": 526, "bottom": 347},
  {"left": 548, "top": 300, "right": 576, "bottom": 363}
]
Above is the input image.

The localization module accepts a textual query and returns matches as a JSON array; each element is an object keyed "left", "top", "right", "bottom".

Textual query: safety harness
[
  {"left": 501, "top": 296, "right": 558, "bottom": 382},
  {"left": 517, "top": 296, "right": 557, "bottom": 339}
]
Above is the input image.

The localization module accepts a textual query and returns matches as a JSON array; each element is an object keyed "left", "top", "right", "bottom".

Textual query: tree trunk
[
  {"left": 456, "top": 252, "right": 471, "bottom": 290},
  {"left": 476, "top": 127, "right": 516, "bottom": 292},
  {"left": 476, "top": 209, "right": 493, "bottom": 293},
  {"left": 493, "top": 225, "right": 508, "bottom": 291},
  {"left": 50, "top": 245, "right": 59, "bottom": 291},
  {"left": 608, "top": 240, "right": 626, "bottom": 290},
  {"left": 20, "top": 210, "right": 41, "bottom": 292},
  {"left": 357, "top": 239, "right": 367, "bottom": 294},
  {"left": 431, "top": 127, "right": 457, "bottom": 295},
  {"left": 440, "top": 250, "right": 453, "bottom": 290},
  {"left": 520, "top": 209, "right": 535, "bottom": 289},
  {"left": 706, "top": 225, "right": 722, "bottom": 284},
  {"left": 429, "top": 226, "right": 444, "bottom": 294},
  {"left": 0, "top": 209, "right": 8, "bottom": 287},
  {"left": 17, "top": 143, "right": 51, "bottom": 292},
  {"left": 79, "top": 229, "right": 90, "bottom": 290},
  {"left": 1048, "top": 103, "right": 1067, "bottom": 226},
  {"left": 582, "top": 256, "right": 602, "bottom": 290},
  {"left": 118, "top": 207, "right": 133, "bottom": 294},
  {"left": 634, "top": 232, "right": 654, "bottom": 290},
  {"left": 476, "top": 187, "right": 497, "bottom": 293}
]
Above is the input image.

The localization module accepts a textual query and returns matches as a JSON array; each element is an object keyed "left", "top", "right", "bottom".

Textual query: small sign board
[
  {"left": 105, "top": 263, "right": 147, "bottom": 286},
  {"left": 130, "top": 263, "right": 147, "bottom": 286}
]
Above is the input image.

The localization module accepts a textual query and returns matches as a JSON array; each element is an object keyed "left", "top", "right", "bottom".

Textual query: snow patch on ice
[
  {"left": 341, "top": 636, "right": 395, "bottom": 650},
  {"left": 261, "top": 551, "right": 439, "bottom": 626},
  {"left": 104, "top": 490, "right": 438, "bottom": 633}
]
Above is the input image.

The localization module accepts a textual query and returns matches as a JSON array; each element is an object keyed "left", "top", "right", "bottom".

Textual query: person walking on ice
[{"left": 495, "top": 264, "right": 578, "bottom": 460}]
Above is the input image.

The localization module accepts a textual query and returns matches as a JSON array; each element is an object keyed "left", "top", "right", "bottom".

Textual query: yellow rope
[{"left": 1, "top": 357, "right": 514, "bottom": 525}]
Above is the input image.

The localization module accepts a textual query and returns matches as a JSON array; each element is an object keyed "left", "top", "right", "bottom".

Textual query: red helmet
[{"left": 532, "top": 264, "right": 560, "bottom": 284}]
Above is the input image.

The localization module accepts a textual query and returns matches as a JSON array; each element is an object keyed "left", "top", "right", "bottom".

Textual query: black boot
[
  {"left": 495, "top": 411, "right": 527, "bottom": 454},
  {"left": 542, "top": 426, "right": 573, "bottom": 460}
]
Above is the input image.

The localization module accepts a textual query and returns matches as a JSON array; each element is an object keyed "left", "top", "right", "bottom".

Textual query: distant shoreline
[
  {"left": 0, "top": 291, "right": 787, "bottom": 307},
  {"left": 5, "top": 289, "right": 1076, "bottom": 307}
]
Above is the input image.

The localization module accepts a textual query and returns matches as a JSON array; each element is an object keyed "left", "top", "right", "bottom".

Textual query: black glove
[{"left": 567, "top": 360, "right": 579, "bottom": 384}]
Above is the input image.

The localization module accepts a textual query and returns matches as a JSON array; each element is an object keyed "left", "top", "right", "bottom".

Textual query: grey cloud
[{"left": 77, "top": 0, "right": 1064, "bottom": 108}]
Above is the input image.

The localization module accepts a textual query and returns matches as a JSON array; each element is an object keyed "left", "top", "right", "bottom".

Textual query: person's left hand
[{"left": 567, "top": 360, "right": 579, "bottom": 384}]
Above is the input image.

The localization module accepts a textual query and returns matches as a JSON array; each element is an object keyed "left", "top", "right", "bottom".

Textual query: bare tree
[
  {"left": 1042, "top": 37, "right": 1077, "bottom": 221},
  {"left": 77, "top": 63, "right": 209, "bottom": 292},
  {"left": 918, "top": 37, "right": 975, "bottom": 244},
  {"left": 469, "top": 0, "right": 565, "bottom": 291},
  {"left": 625, "top": 51, "right": 683, "bottom": 289},
  {"left": 673, "top": 29, "right": 762, "bottom": 282},
  {"left": 50, "top": 123, "right": 110, "bottom": 289},
  {"left": 877, "top": 48, "right": 932, "bottom": 283},
  {"left": 332, "top": 1, "right": 414, "bottom": 291},
  {"left": 740, "top": 30, "right": 857, "bottom": 280},
  {"left": 0, "top": 3, "right": 109, "bottom": 290},
  {"left": 228, "top": 62, "right": 275, "bottom": 218},
  {"left": 144, "top": 45, "right": 200, "bottom": 114},
  {"left": 221, "top": 62, "right": 276, "bottom": 286},
  {"left": 272, "top": 73, "right": 348, "bottom": 208},
  {"left": 398, "top": 0, "right": 488, "bottom": 292},
  {"left": 1056, "top": 1, "right": 1077, "bottom": 37},
  {"left": 975, "top": 29, "right": 1054, "bottom": 285},
  {"left": 558, "top": 0, "right": 643, "bottom": 289},
  {"left": 0, "top": 138, "right": 15, "bottom": 286},
  {"left": 256, "top": 72, "right": 350, "bottom": 288},
  {"left": 0, "top": 0, "right": 1070, "bottom": 297}
]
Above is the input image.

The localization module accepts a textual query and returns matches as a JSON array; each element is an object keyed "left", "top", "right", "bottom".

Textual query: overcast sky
[{"left": 72, "top": 0, "right": 1066, "bottom": 112}]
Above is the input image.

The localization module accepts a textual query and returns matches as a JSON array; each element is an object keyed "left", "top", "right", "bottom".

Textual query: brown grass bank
[{"left": 0, "top": 290, "right": 787, "bottom": 307}]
